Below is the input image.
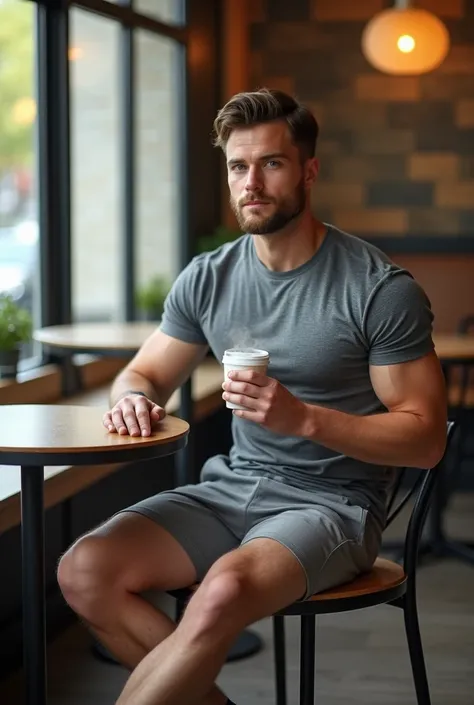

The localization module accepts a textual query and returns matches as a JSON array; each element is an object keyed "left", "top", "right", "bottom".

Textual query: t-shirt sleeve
[
  {"left": 363, "top": 271, "right": 434, "bottom": 366},
  {"left": 159, "top": 259, "right": 208, "bottom": 345}
]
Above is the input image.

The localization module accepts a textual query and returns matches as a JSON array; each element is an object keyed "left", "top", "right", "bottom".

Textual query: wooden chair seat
[
  {"left": 307, "top": 557, "right": 405, "bottom": 602},
  {"left": 170, "top": 557, "right": 406, "bottom": 610}
]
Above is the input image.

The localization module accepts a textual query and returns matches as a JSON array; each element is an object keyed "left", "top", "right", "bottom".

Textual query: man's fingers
[
  {"left": 135, "top": 400, "right": 153, "bottom": 436},
  {"left": 227, "top": 369, "right": 269, "bottom": 386},
  {"left": 150, "top": 405, "right": 166, "bottom": 420},
  {"left": 222, "top": 381, "right": 261, "bottom": 398},
  {"left": 102, "top": 412, "right": 116, "bottom": 433},
  {"left": 112, "top": 403, "right": 141, "bottom": 436},
  {"left": 122, "top": 407, "right": 142, "bottom": 436},
  {"left": 223, "top": 392, "right": 259, "bottom": 410},
  {"left": 107, "top": 399, "right": 165, "bottom": 437},
  {"left": 110, "top": 408, "right": 128, "bottom": 434}
]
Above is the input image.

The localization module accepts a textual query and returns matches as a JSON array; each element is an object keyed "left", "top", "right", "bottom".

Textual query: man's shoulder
[
  {"left": 189, "top": 234, "right": 249, "bottom": 274},
  {"left": 327, "top": 225, "right": 393, "bottom": 269},
  {"left": 326, "top": 224, "right": 409, "bottom": 288}
]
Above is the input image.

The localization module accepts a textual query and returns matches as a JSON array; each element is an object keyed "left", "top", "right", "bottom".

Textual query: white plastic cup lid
[{"left": 222, "top": 348, "right": 270, "bottom": 365}]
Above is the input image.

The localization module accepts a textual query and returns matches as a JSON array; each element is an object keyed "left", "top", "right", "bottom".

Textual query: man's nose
[{"left": 245, "top": 166, "right": 263, "bottom": 192}]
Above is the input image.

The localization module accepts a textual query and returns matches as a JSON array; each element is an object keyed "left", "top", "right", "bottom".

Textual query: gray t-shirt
[{"left": 160, "top": 225, "right": 434, "bottom": 522}]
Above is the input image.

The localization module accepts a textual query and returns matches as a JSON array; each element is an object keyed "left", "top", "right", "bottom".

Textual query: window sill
[{"left": 0, "top": 357, "right": 127, "bottom": 405}]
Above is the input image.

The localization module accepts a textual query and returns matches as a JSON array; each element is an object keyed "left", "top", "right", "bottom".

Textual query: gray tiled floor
[{"left": 1, "top": 493, "right": 473, "bottom": 704}]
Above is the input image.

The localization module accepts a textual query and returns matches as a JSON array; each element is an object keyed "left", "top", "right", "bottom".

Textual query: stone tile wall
[{"left": 249, "top": 0, "right": 474, "bottom": 240}]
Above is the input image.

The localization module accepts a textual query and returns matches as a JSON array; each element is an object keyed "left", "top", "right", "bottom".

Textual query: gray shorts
[{"left": 121, "top": 461, "right": 383, "bottom": 600}]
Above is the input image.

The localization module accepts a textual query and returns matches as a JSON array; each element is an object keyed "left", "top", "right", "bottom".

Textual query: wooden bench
[{"left": 0, "top": 358, "right": 224, "bottom": 535}]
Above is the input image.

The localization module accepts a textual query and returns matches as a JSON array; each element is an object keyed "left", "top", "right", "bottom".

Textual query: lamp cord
[{"left": 394, "top": 0, "right": 411, "bottom": 9}]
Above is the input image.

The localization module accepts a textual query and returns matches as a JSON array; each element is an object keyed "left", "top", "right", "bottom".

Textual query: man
[{"left": 58, "top": 88, "right": 447, "bottom": 705}]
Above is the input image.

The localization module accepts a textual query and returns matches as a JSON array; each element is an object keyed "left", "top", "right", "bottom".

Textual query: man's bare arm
[
  {"left": 110, "top": 329, "right": 208, "bottom": 407},
  {"left": 301, "top": 351, "right": 447, "bottom": 469}
]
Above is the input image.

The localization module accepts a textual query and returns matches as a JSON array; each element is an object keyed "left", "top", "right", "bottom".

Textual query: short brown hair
[{"left": 212, "top": 88, "right": 319, "bottom": 159}]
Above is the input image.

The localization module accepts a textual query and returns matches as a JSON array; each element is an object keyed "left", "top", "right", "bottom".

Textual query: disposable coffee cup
[{"left": 222, "top": 348, "right": 270, "bottom": 410}]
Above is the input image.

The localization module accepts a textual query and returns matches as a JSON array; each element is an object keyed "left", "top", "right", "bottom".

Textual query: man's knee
[
  {"left": 57, "top": 532, "right": 118, "bottom": 620},
  {"left": 183, "top": 567, "right": 251, "bottom": 640}
]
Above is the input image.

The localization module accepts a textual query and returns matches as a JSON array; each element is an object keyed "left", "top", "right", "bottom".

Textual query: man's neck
[{"left": 252, "top": 215, "right": 327, "bottom": 273}]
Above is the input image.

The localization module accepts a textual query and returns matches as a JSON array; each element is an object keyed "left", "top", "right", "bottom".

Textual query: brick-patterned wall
[{"left": 249, "top": 0, "right": 474, "bottom": 242}]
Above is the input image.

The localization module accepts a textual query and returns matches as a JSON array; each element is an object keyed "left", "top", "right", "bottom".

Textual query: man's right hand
[{"left": 103, "top": 394, "right": 166, "bottom": 437}]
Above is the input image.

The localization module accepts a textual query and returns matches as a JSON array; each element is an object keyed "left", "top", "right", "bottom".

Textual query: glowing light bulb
[
  {"left": 397, "top": 34, "right": 415, "bottom": 53},
  {"left": 68, "top": 46, "right": 83, "bottom": 61}
]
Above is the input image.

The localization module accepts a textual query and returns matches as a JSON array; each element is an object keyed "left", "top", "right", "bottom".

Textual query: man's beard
[{"left": 231, "top": 179, "right": 306, "bottom": 235}]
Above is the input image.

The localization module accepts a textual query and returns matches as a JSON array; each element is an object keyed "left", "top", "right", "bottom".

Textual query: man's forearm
[
  {"left": 110, "top": 370, "right": 164, "bottom": 407},
  {"left": 301, "top": 403, "right": 446, "bottom": 469}
]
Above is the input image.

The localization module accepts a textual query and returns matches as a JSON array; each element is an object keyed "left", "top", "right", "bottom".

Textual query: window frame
[{"left": 26, "top": 0, "right": 190, "bottom": 365}]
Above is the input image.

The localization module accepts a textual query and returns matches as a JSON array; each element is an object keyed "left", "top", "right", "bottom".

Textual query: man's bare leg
[
  {"left": 58, "top": 514, "right": 228, "bottom": 705},
  {"left": 116, "top": 537, "right": 307, "bottom": 705},
  {"left": 91, "top": 590, "right": 227, "bottom": 705}
]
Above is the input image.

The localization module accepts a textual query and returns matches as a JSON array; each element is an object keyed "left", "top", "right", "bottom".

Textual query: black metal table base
[
  {"left": 225, "top": 629, "right": 263, "bottom": 662},
  {"left": 92, "top": 627, "right": 263, "bottom": 665},
  {"left": 21, "top": 466, "right": 47, "bottom": 705}
]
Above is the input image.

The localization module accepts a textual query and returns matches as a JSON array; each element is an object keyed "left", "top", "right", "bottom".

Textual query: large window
[
  {"left": 70, "top": 9, "right": 122, "bottom": 322},
  {"left": 135, "top": 30, "right": 180, "bottom": 319},
  {"left": 0, "top": 0, "right": 189, "bottom": 373},
  {"left": 0, "top": 0, "right": 39, "bottom": 363}
]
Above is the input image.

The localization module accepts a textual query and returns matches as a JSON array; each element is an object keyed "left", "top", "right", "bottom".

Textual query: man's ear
[{"left": 304, "top": 157, "right": 319, "bottom": 188}]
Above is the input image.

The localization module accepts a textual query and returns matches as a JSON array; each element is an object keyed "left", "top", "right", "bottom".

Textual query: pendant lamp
[{"left": 361, "top": 0, "right": 450, "bottom": 75}]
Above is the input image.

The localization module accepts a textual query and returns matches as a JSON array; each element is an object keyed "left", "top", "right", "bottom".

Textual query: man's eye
[
  {"left": 266, "top": 160, "right": 280, "bottom": 168},
  {"left": 231, "top": 163, "right": 246, "bottom": 172}
]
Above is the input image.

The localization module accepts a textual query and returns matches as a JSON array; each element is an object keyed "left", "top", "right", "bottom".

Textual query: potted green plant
[
  {"left": 135, "top": 275, "right": 171, "bottom": 321},
  {"left": 0, "top": 294, "right": 33, "bottom": 379},
  {"left": 196, "top": 225, "right": 240, "bottom": 254}
]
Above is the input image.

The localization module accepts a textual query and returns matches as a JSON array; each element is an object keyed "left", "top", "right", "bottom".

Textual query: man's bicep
[
  {"left": 127, "top": 329, "right": 209, "bottom": 401},
  {"left": 369, "top": 352, "right": 447, "bottom": 426}
]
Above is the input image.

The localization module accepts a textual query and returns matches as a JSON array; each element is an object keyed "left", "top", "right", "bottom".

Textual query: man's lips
[{"left": 242, "top": 200, "right": 270, "bottom": 207}]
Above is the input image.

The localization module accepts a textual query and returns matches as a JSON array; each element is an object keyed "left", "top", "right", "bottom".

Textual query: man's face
[{"left": 226, "top": 120, "right": 318, "bottom": 235}]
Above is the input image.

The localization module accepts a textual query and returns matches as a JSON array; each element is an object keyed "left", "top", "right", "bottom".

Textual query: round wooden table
[
  {"left": 33, "top": 322, "right": 157, "bottom": 356},
  {"left": 33, "top": 321, "right": 195, "bottom": 485},
  {"left": 0, "top": 405, "right": 189, "bottom": 705}
]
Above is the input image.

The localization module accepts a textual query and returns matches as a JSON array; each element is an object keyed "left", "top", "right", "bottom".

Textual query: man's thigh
[
  {"left": 118, "top": 484, "right": 240, "bottom": 586},
  {"left": 242, "top": 504, "right": 381, "bottom": 600},
  {"left": 84, "top": 512, "right": 199, "bottom": 593}
]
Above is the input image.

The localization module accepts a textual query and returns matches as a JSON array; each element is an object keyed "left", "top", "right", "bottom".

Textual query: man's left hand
[{"left": 222, "top": 369, "right": 308, "bottom": 436}]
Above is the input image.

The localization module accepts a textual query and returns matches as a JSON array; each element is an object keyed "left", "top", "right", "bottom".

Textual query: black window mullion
[
  {"left": 37, "top": 0, "right": 72, "bottom": 329},
  {"left": 175, "top": 40, "right": 195, "bottom": 485},
  {"left": 122, "top": 23, "right": 135, "bottom": 321}
]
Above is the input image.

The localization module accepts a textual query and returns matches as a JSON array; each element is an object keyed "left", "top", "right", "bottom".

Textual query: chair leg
[
  {"left": 404, "top": 594, "right": 432, "bottom": 705},
  {"left": 300, "top": 615, "right": 316, "bottom": 705},
  {"left": 175, "top": 597, "right": 186, "bottom": 623},
  {"left": 273, "top": 616, "right": 287, "bottom": 705}
]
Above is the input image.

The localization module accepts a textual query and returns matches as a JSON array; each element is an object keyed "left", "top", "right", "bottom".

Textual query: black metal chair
[{"left": 272, "top": 421, "right": 455, "bottom": 705}]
